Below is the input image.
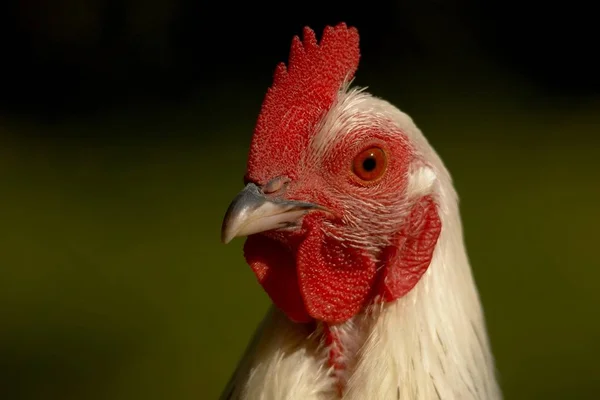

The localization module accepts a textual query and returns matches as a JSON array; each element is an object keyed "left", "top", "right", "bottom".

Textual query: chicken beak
[{"left": 221, "top": 183, "right": 319, "bottom": 244}]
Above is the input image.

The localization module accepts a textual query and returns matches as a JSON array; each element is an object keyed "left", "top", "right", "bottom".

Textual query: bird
[{"left": 220, "top": 22, "right": 502, "bottom": 400}]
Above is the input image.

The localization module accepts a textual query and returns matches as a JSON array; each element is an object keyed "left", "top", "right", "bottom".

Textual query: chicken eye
[{"left": 352, "top": 147, "right": 387, "bottom": 182}]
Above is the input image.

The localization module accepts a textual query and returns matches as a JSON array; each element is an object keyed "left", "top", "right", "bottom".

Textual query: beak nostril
[
  {"left": 220, "top": 181, "right": 320, "bottom": 244},
  {"left": 263, "top": 176, "right": 291, "bottom": 194}
]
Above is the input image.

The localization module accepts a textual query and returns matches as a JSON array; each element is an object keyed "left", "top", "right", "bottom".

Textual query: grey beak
[{"left": 221, "top": 183, "right": 319, "bottom": 244}]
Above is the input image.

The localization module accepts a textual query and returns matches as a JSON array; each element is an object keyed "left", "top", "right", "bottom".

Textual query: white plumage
[{"left": 221, "top": 88, "right": 502, "bottom": 400}]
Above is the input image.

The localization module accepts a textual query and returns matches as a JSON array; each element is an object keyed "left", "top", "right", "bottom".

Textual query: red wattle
[
  {"left": 296, "top": 216, "right": 377, "bottom": 324},
  {"left": 244, "top": 234, "right": 312, "bottom": 323},
  {"left": 243, "top": 196, "right": 441, "bottom": 325}
]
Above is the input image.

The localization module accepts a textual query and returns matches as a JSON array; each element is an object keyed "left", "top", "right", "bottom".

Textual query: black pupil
[{"left": 362, "top": 155, "right": 377, "bottom": 172}]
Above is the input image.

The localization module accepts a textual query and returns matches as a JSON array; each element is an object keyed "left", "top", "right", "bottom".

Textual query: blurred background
[{"left": 0, "top": 1, "right": 598, "bottom": 399}]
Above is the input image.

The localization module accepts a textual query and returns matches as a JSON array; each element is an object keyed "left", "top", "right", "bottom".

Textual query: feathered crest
[{"left": 247, "top": 23, "right": 360, "bottom": 183}]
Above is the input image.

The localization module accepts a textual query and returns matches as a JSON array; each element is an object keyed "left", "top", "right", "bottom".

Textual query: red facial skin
[
  {"left": 242, "top": 25, "right": 441, "bottom": 370},
  {"left": 244, "top": 126, "right": 441, "bottom": 325}
]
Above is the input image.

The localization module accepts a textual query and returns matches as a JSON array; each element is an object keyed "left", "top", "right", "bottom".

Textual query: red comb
[{"left": 247, "top": 23, "right": 360, "bottom": 183}]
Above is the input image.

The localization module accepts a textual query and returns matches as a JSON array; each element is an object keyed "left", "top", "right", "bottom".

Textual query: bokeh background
[{"left": 0, "top": 1, "right": 598, "bottom": 399}]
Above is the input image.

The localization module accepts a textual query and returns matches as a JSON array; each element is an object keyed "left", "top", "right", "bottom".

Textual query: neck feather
[{"left": 335, "top": 155, "right": 501, "bottom": 399}]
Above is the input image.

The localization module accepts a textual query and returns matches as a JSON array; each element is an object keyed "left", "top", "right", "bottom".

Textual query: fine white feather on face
[
  {"left": 296, "top": 85, "right": 439, "bottom": 254},
  {"left": 222, "top": 86, "right": 443, "bottom": 327}
]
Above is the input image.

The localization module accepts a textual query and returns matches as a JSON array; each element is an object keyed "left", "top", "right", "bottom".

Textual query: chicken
[{"left": 220, "top": 23, "right": 502, "bottom": 400}]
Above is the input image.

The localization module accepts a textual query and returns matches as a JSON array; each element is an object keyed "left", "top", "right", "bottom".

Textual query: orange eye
[{"left": 352, "top": 147, "right": 387, "bottom": 182}]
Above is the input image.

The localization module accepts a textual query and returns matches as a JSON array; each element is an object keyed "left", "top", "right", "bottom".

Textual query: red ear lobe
[{"left": 378, "top": 195, "right": 442, "bottom": 302}]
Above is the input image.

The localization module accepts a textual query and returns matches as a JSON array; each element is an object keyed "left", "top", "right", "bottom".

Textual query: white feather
[{"left": 222, "top": 88, "right": 502, "bottom": 400}]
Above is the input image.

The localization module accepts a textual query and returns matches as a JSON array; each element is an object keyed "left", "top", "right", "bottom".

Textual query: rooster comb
[
  {"left": 248, "top": 23, "right": 361, "bottom": 183},
  {"left": 271, "top": 23, "right": 360, "bottom": 87}
]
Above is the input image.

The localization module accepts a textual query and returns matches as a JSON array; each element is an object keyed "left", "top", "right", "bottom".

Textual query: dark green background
[{"left": 0, "top": 1, "right": 598, "bottom": 399}]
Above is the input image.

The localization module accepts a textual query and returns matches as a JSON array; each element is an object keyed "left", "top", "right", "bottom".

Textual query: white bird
[{"left": 220, "top": 23, "right": 502, "bottom": 400}]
